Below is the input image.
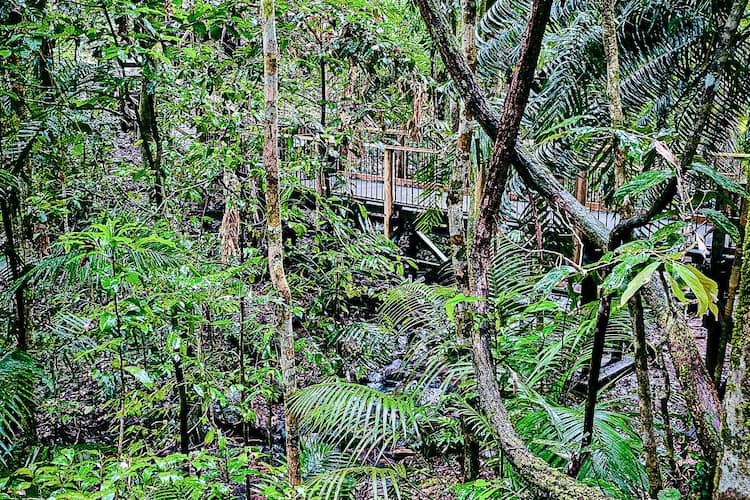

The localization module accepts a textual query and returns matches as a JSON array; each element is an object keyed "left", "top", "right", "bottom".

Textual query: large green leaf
[
  {"left": 620, "top": 260, "right": 662, "bottom": 306},
  {"left": 690, "top": 163, "right": 747, "bottom": 197},
  {"left": 701, "top": 209, "right": 741, "bottom": 244},
  {"left": 614, "top": 169, "right": 674, "bottom": 202}
]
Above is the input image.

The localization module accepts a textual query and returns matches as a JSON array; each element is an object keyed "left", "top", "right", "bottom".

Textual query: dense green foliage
[{"left": 1, "top": 0, "right": 748, "bottom": 498}]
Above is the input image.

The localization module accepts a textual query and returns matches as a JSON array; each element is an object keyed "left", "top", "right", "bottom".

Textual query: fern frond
[{"left": 289, "top": 382, "right": 422, "bottom": 461}]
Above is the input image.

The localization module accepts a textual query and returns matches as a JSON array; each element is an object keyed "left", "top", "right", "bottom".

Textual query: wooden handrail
[
  {"left": 364, "top": 143, "right": 440, "bottom": 154},
  {"left": 288, "top": 132, "right": 440, "bottom": 154}
]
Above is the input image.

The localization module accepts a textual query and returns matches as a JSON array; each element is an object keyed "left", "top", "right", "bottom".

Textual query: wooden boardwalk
[{"left": 289, "top": 135, "right": 742, "bottom": 248}]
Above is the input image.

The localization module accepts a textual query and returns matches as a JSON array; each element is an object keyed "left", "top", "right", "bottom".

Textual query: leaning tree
[{"left": 416, "top": 0, "right": 750, "bottom": 497}]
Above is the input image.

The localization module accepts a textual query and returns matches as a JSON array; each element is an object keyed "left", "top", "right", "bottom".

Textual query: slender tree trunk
[
  {"left": 601, "top": 0, "right": 661, "bottom": 491},
  {"left": 600, "top": 0, "right": 627, "bottom": 200},
  {"left": 706, "top": 197, "right": 728, "bottom": 379},
  {"left": 315, "top": 55, "right": 327, "bottom": 198},
  {"left": 656, "top": 347, "right": 678, "bottom": 476},
  {"left": 714, "top": 171, "right": 748, "bottom": 386},
  {"left": 173, "top": 354, "right": 189, "bottom": 454},
  {"left": 450, "top": 2, "right": 479, "bottom": 478},
  {"left": 138, "top": 56, "right": 164, "bottom": 209},
  {"left": 30, "top": 0, "right": 53, "bottom": 93},
  {"left": 0, "top": 198, "right": 27, "bottom": 351},
  {"left": 629, "top": 294, "right": 663, "bottom": 497},
  {"left": 447, "top": 0, "right": 475, "bottom": 288},
  {"left": 262, "top": 0, "right": 301, "bottom": 487},
  {"left": 580, "top": 291, "right": 611, "bottom": 456}
]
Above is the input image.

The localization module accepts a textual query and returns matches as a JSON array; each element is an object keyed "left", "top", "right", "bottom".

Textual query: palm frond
[
  {"left": 0, "top": 168, "right": 20, "bottom": 200},
  {"left": 333, "top": 322, "right": 398, "bottom": 369},
  {"left": 378, "top": 282, "right": 451, "bottom": 333},
  {"left": 511, "top": 383, "right": 646, "bottom": 494},
  {"left": 0, "top": 351, "right": 39, "bottom": 466},
  {"left": 145, "top": 485, "right": 195, "bottom": 500},
  {"left": 19, "top": 220, "right": 183, "bottom": 296},
  {"left": 451, "top": 478, "right": 527, "bottom": 500},
  {"left": 303, "top": 437, "right": 350, "bottom": 478},
  {"left": 303, "top": 464, "right": 407, "bottom": 500},
  {"left": 289, "top": 382, "right": 422, "bottom": 461},
  {"left": 0, "top": 119, "right": 45, "bottom": 173}
]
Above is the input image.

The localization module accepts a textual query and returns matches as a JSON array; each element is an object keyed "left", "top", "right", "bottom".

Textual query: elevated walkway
[{"left": 285, "top": 132, "right": 743, "bottom": 255}]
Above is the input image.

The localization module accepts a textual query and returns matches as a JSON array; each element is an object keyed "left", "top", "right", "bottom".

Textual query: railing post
[
  {"left": 384, "top": 148, "right": 393, "bottom": 239},
  {"left": 573, "top": 169, "right": 588, "bottom": 263}
]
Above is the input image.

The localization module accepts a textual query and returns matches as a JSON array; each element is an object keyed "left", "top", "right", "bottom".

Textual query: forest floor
[
  {"left": 28, "top": 273, "right": 720, "bottom": 498},
  {"left": 608, "top": 314, "right": 722, "bottom": 491}
]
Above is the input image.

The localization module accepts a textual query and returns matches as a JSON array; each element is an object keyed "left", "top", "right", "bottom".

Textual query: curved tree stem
[{"left": 416, "top": 0, "right": 611, "bottom": 496}]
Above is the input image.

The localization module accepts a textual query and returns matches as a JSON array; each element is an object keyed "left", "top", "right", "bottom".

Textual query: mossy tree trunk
[
  {"left": 714, "top": 163, "right": 750, "bottom": 498},
  {"left": 261, "top": 0, "right": 302, "bottom": 488},
  {"left": 629, "top": 294, "right": 663, "bottom": 497},
  {"left": 448, "top": 0, "right": 480, "bottom": 480},
  {"left": 715, "top": 180, "right": 749, "bottom": 384},
  {"left": 448, "top": 0, "right": 476, "bottom": 289}
]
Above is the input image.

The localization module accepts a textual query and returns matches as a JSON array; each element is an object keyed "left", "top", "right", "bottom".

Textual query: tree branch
[{"left": 414, "top": 0, "right": 610, "bottom": 250}]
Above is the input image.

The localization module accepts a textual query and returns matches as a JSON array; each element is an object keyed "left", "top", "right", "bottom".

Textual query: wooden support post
[
  {"left": 384, "top": 148, "right": 394, "bottom": 239},
  {"left": 573, "top": 170, "right": 588, "bottom": 263}
]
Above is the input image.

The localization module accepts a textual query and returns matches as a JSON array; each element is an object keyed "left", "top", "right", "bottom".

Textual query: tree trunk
[
  {"left": 450, "top": 0, "right": 479, "bottom": 480},
  {"left": 580, "top": 291, "right": 612, "bottom": 454},
  {"left": 714, "top": 170, "right": 749, "bottom": 386},
  {"left": 642, "top": 280, "right": 722, "bottom": 461},
  {"left": 629, "top": 293, "right": 663, "bottom": 497},
  {"left": 714, "top": 164, "right": 750, "bottom": 498},
  {"left": 600, "top": 0, "right": 627, "bottom": 199},
  {"left": 173, "top": 355, "right": 189, "bottom": 455},
  {"left": 448, "top": 0, "right": 476, "bottom": 289},
  {"left": 315, "top": 55, "right": 327, "bottom": 198},
  {"left": 261, "top": 0, "right": 302, "bottom": 487},
  {"left": 137, "top": 56, "right": 165, "bottom": 210},
  {"left": 0, "top": 198, "right": 27, "bottom": 351}
]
